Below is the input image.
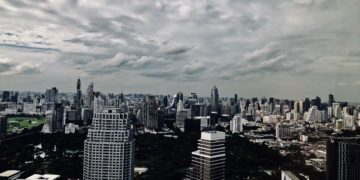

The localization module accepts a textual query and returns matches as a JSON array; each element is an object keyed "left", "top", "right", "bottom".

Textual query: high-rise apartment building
[
  {"left": 187, "top": 131, "right": 226, "bottom": 180},
  {"left": 83, "top": 108, "right": 135, "bottom": 180},
  {"left": 275, "top": 123, "right": 293, "bottom": 140}
]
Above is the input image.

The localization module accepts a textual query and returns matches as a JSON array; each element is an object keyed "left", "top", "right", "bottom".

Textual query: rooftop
[
  {"left": 26, "top": 174, "right": 60, "bottom": 180},
  {"left": 201, "top": 131, "right": 225, "bottom": 141},
  {"left": 0, "top": 170, "right": 20, "bottom": 177}
]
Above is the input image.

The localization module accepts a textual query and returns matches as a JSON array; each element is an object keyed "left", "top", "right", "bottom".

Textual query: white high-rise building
[
  {"left": 186, "top": 131, "right": 226, "bottom": 180},
  {"left": 231, "top": 114, "right": 243, "bottom": 133},
  {"left": 83, "top": 108, "right": 135, "bottom": 180},
  {"left": 305, "top": 106, "right": 321, "bottom": 122},
  {"left": 299, "top": 100, "right": 304, "bottom": 114}
]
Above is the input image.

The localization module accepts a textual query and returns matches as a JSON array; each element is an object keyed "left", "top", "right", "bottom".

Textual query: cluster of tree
[
  {"left": 0, "top": 127, "right": 325, "bottom": 180},
  {"left": 0, "top": 128, "right": 86, "bottom": 179}
]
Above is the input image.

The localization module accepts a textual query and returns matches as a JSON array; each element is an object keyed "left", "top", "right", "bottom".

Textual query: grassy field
[{"left": 7, "top": 116, "right": 47, "bottom": 133}]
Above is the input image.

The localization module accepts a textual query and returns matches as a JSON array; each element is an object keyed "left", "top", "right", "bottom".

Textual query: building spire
[{"left": 77, "top": 77, "right": 81, "bottom": 90}]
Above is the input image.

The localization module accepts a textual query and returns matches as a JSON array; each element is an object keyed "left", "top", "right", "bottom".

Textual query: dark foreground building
[{"left": 326, "top": 136, "right": 360, "bottom": 180}]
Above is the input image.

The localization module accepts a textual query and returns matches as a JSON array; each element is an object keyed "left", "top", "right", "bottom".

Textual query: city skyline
[{"left": 0, "top": 0, "right": 360, "bottom": 101}]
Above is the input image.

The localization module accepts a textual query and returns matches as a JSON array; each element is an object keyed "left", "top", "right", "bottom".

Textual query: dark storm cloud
[{"left": 0, "top": 0, "right": 360, "bottom": 99}]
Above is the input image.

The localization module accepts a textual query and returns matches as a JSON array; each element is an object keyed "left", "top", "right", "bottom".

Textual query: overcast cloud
[{"left": 0, "top": 0, "right": 359, "bottom": 101}]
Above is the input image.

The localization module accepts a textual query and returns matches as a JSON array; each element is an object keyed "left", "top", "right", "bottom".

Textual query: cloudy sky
[{"left": 0, "top": 0, "right": 359, "bottom": 101}]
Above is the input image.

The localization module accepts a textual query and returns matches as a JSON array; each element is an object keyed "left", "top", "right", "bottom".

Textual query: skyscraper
[
  {"left": 141, "top": 95, "right": 159, "bottom": 129},
  {"left": 329, "top": 93, "right": 334, "bottom": 107},
  {"left": 326, "top": 136, "right": 360, "bottom": 180},
  {"left": 45, "top": 87, "right": 58, "bottom": 104},
  {"left": 93, "top": 92, "right": 103, "bottom": 115},
  {"left": 186, "top": 131, "right": 226, "bottom": 180},
  {"left": 49, "top": 103, "right": 64, "bottom": 133},
  {"left": 86, "top": 83, "right": 94, "bottom": 109},
  {"left": 74, "top": 78, "right": 82, "bottom": 121},
  {"left": 2, "top": 91, "right": 10, "bottom": 102},
  {"left": 211, "top": 86, "right": 219, "bottom": 113},
  {"left": 83, "top": 107, "right": 135, "bottom": 180}
]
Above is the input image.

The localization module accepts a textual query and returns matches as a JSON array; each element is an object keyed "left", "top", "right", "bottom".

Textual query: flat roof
[
  {"left": 26, "top": 174, "right": 60, "bottom": 180},
  {"left": 201, "top": 131, "right": 225, "bottom": 141},
  {"left": 0, "top": 170, "right": 20, "bottom": 177}
]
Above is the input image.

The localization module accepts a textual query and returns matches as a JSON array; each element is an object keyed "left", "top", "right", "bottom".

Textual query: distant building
[
  {"left": 85, "top": 83, "right": 94, "bottom": 109},
  {"left": 194, "top": 116, "right": 212, "bottom": 131},
  {"left": 230, "top": 114, "right": 243, "bottom": 133},
  {"left": 83, "top": 108, "right": 135, "bottom": 180},
  {"left": 93, "top": 92, "right": 103, "bottom": 115},
  {"left": 74, "top": 78, "right": 82, "bottom": 121},
  {"left": 49, "top": 103, "right": 64, "bottom": 133},
  {"left": 81, "top": 108, "right": 93, "bottom": 126},
  {"left": 186, "top": 131, "right": 226, "bottom": 180},
  {"left": 329, "top": 93, "right": 335, "bottom": 107},
  {"left": 45, "top": 87, "right": 58, "bottom": 104},
  {"left": 276, "top": 123, "right": 292, "bottom": 140},
  {"left": 23, "top": 103, "right": 36, "bottom": 114},
  {"left": 326, "top": 136, "right": 360, "bottom": 180},
  {"left": 64, "top": 123, "right": 78, "bottom": 134},
  {"left": 304, "top": 106, "right": 321, "bottom": 122},
  {"left": 2, "top": 91, "right": 10, "bottom": 102},
  {"left": 140, "top": 95, "right": 159, "bottom": 129},
  {"left": 211, "top": 86, "right": 219, "bottom": 113}
]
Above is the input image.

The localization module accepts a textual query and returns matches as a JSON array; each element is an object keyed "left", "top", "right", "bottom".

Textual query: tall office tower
[
  {"left": 141, "top": 95, "right": 159, "bottom": 129},
  {"left": 211, "top": 86, "right": 219, "bottom": 113},
  {"left": 86, "top": 83, "right": 94, "bottom": 109},
  {"left": 162, "top": 96, "right": 168, "bottom": 107},
  {"left": 299, "top": 100, "right": 304, "bottom": 114},
  {"left": 0, "top": 115, "right": 7, "bottom": 136},
  {"left": 171, "top": 91, "right": 184, "bottom": 109},
  {"left": 230, "top": 114, "right": 242, "bottom": 133},
  {"left": 303, "top": 98, "right": 311, "bottom": 112},
  {"left": 2, "top": 91, "right": 10, "bottom": 102},
  {"left": 49, "top": 103, "right": 64, "bottom": 133},
  {"left": 45, "top": 87, "right": 58, "bottom": 103},
  {"left": 74, "top": 78, "right": 82, "bottom": 120},
  {"left": 234, "top": 94, "right": 238, "bottom": 104},
  {"left": 176, "top": 100, "right": 188, "bottom": 131},
  {"left": 326, "top": 136, "right": 360, "bottom": 180},
  {"left": 10, "top": 91, "right": 18, "bottom": 103},
  {"left": 83, "top": 108, "right": 135, "bottom": 180},
  {"left": 294, "top": 101, "right": 300, "bottom": 113},
  {"left": 93, "top": 92, "right": 104, "bottom": 115},
  {"left": 329, "top": 93, "right": 335, "bottom": 107},
  {"left": 186, "top": 131, "right": 226, "bottom": 180}
]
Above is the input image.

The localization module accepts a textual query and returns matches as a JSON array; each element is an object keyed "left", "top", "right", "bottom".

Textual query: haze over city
[{"left": 0, "top": 0, "right": 359, "bottom": 101}]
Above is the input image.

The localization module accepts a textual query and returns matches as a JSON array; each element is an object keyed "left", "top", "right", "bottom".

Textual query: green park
[{"left": 7, "top": 116, "right": 47, "bottom": 133}]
